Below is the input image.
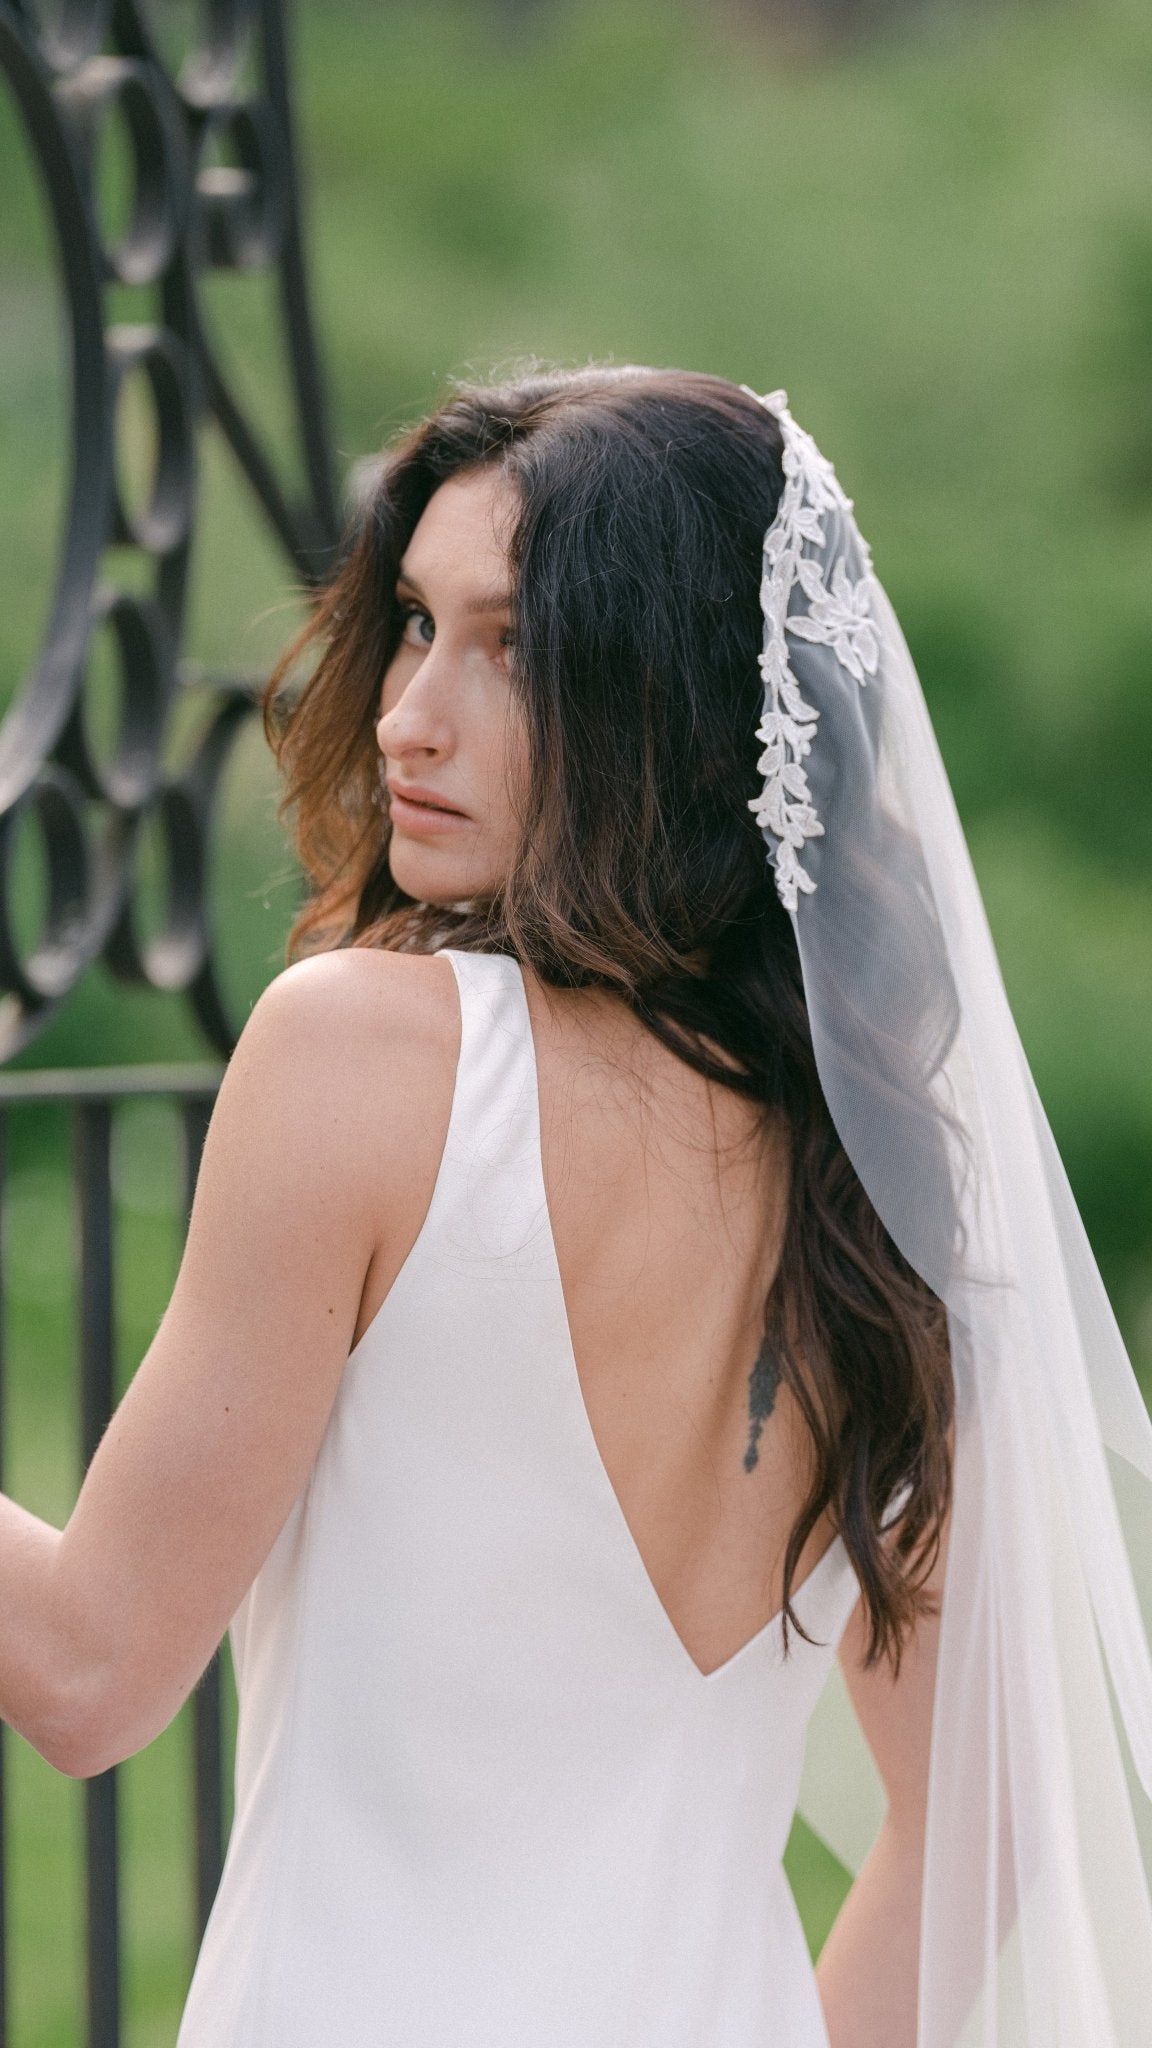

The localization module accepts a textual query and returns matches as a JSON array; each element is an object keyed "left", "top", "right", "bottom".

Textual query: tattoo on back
[{"left": 743, "top": 1330, "right": 781, "bottom": 1473}]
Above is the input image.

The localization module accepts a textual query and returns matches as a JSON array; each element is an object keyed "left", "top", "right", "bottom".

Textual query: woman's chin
[{"left": 387, "top": 844, "right": 492, "bottom": 908}]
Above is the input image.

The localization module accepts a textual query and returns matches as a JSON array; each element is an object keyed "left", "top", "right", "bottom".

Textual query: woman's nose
[{"left": 376, "top": 661, "right": 453, "bottom": 762}]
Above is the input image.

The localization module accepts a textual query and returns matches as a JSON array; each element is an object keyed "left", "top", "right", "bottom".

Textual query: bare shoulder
[
  {"left": 211, "top": 947, "right": 461, "bottom": 1253},
  {"left": 241, "top": 946, "right": 460, "bottom": 1083}
]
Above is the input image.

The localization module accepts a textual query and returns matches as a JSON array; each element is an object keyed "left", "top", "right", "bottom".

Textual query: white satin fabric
[{"left": 176, "top": 947, "right": 862, "bottom": 2048}]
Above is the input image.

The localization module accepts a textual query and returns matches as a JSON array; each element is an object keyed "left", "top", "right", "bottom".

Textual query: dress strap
[{"left": 428, "top": 949, "right": 551, "bottom": 1266}]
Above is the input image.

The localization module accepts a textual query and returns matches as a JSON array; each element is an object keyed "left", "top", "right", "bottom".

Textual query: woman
[{"left": 0, "top": 367, "right": 1148, "bottom": 2047}]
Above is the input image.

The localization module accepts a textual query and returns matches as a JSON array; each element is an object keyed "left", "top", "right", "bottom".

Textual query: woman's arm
[
  {"left": 0, "top": 948, "right": 456, "bottom": 1778},
  {"left": 816, "top": 1534, "right": 945, "bottom": 2048}
]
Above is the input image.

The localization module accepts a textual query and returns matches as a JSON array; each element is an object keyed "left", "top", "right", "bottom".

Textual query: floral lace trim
[{"left": 741, "top": 387, "right": 880, "bottom": 914}]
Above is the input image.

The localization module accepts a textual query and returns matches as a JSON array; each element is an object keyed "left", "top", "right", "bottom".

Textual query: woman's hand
[{"left": 0, "top": 948, "right": 457, "bottom": 1778}]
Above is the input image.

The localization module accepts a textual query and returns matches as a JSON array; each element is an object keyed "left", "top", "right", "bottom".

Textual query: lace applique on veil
[{"left": 742, "top": 387, "right": 881, "bottom": 914}]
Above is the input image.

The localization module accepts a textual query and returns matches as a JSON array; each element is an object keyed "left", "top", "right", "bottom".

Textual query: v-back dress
[{"left": 175, "top": 948, "right": 861, "bottom": 2048}]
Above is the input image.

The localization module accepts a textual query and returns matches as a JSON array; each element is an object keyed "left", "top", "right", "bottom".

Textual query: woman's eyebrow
[{"left": 394, "top": 572, "right": 512, "bottom": 615}]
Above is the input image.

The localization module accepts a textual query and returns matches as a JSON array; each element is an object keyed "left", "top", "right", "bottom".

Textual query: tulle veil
[{"left": 740, "top": 388, "right": 1152, "bottom": 2046}]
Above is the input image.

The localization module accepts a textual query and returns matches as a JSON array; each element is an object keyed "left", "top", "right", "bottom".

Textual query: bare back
[{"left": 351, "top": 949, "right": 834, "bottom": 1678}]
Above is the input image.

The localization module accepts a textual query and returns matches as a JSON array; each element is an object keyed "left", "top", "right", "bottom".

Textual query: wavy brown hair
[{"left": 262, "top": 365, "right": 953, "bottom": 1670}]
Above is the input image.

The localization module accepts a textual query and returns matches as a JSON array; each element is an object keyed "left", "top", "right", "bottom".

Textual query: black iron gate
[{"left": 0, "top": 2, "right": 339, "bottom": 2039}]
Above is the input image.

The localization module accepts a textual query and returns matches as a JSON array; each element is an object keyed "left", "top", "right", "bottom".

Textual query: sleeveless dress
[{"left": 175, "top": 948, "right": 861, "bottom": 2048}]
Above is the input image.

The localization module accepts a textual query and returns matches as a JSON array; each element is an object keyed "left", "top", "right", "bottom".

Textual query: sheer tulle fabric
[{"left": 747, "top": 396, "right": 1152, "bottom": 2046}]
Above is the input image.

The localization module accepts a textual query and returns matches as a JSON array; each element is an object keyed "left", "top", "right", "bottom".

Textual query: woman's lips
[{"left": 386, "top": 784, "right": 471, "bottom": 834}]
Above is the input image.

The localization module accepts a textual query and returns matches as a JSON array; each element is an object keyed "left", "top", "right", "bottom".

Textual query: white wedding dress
[{"left": 175, "top": 947, "right": 861, "bottom": 2048}]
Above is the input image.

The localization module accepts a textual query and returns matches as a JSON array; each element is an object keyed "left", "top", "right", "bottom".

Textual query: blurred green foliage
[
  {"left": 2, "top": 0, "right": 1149, "bottom": 1345},
  {"left": 0, "top": 0, "right": 1151, "bottom": 2037},
  {"left": 284, "top": 0, "right": 1152, "bottom": 1373}
]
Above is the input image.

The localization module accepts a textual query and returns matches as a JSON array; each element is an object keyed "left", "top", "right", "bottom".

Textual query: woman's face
[{"left": 376, "top": 466, "right": 529, "bottom": 905}]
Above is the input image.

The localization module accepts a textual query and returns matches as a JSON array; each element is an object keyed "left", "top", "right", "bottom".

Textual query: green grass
[{"left": 2, "top": 0, "right": 1152, "bottom": 2034}]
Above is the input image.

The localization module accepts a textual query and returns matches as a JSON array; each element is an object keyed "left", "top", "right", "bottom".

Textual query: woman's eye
[{"left": 399, "top": 606, "right": 434, "bottom": 649}]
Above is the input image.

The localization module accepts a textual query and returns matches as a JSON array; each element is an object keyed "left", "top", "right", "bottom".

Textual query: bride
[{"left": 0, "top": 366, "right": 1148, "bottom": 2047}]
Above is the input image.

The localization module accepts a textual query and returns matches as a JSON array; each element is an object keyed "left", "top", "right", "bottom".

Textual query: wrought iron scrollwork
[{"left": 0, "top": 0, "right": 340, "bottom": 1061}]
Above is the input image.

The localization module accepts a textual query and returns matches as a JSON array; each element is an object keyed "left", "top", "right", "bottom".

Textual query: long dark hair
[{"left": 263, "top": 365, "right": 953, "bottom": 1669}]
